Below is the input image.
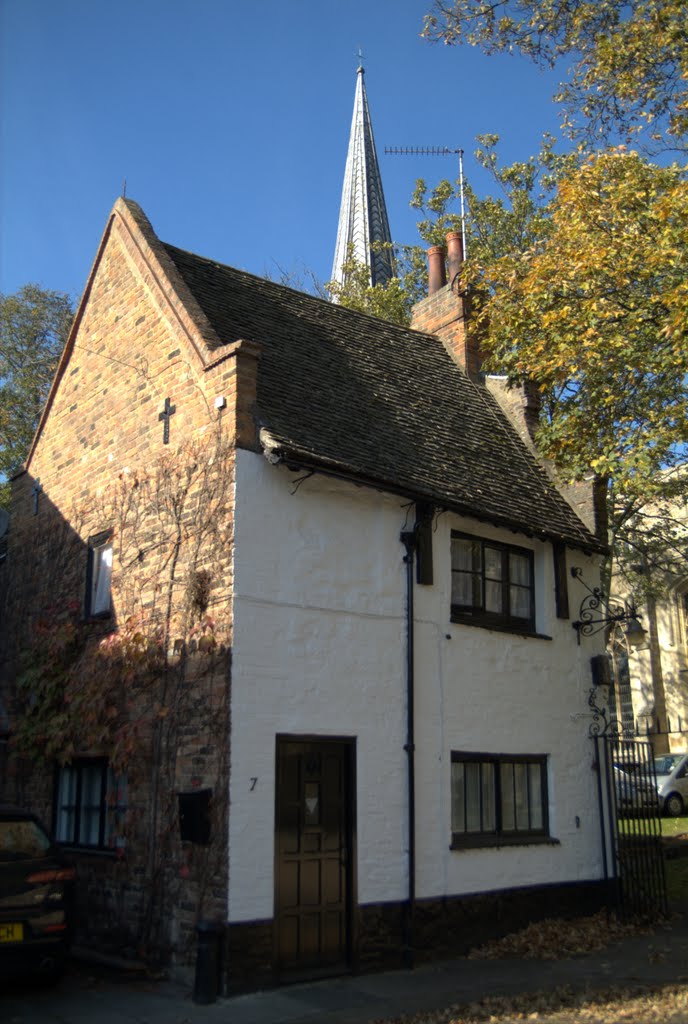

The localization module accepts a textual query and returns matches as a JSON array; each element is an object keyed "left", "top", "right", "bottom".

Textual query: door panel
[{"left": 275, "top": 738, "right": 353, "bottom": 975}]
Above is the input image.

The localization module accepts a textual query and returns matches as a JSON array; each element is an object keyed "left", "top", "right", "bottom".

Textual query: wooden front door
[{"left": 275, "top": 737, "right": 354, "bottom": 977}]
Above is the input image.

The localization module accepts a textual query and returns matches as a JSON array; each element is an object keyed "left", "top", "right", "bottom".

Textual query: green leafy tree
[
  {"left": 326, "top": 242, "right": 428, "bottom": 326},
  {"left": 411, "top": 134, "right": 575, "bottom": 261},
  {"left": 423, "top": 0, "right": 688, "bottom": 153},
  {"left": 0, "top": 285, "right": 73, "bottom": 507}
]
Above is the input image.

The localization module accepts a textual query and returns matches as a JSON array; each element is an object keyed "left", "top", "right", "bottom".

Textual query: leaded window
[
  {"left": 54, "top": 759, "right": 126, "bottom": 850},
  {"left": 451, "top": 532, "right": 535, "bottom": 631},
  {"left": 451, "top": 752, "right": 549, "bottom": 848}
]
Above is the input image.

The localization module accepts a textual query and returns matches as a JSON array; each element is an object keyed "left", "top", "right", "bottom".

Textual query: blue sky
[{"left": 1, "top": 0, "right": 565, "bottom": 303}]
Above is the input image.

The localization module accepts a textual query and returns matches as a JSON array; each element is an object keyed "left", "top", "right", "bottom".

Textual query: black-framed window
[
  {"left": 451, "top": 752, "right": 549, "bottom": 848},
  {"left": 451, "top": 532, "right": 535, "bottom": 631},
  {"left": 54, "top": 759, "right": 126, "bottom": 850},
  {"left": 86, "top": 531, "right": 113, "bottom": 618}
]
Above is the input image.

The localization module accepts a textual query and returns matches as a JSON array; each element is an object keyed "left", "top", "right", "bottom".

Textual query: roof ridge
[{"left": 161, "top": 241, "right": 431, "bottom": 338}]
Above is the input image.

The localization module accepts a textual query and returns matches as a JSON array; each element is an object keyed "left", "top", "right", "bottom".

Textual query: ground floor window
[
  {"left": 54, "top": 759, "right": 126, "bottom": 850},
  {"left": 451, "top": 752, "right": 549, "bottom": 848}
]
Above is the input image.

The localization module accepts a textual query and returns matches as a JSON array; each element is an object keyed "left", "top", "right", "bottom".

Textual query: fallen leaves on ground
[
  {"left": 371, "top": 983, "right": 688, "bottom": 1024},
  {"left": 467, "top": 910, "right": 653, "bottom": 961}
]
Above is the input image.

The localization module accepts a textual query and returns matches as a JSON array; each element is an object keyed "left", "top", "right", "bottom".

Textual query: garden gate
[{"left": 594, "top": 734, "right": 667, "bottom": 920}]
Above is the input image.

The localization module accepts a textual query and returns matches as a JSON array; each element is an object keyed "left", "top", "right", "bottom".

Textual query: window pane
[
  {"left": 485, "top": 579, "right": 503, "bottom": 614},
  {"left": 80, "top": 764, "right": 104, "bottom": 845},
  {"left": 500, "top": 762, "right": 516, "bottom": 831},
  {"left": 510, "top": 584, "right": 532, "bottom": 620},
  {"left": 514, "top": 762, "right": 529, "bottom": 829},
  {"left": 451, "top": 761, "right": 465, "bottom": 833},
  {"left": 484, "top": 546, "right": 502, "bottom": 580},
  {"left": 92, "top": 543, "right": 113, "bottom": 614},
  {"left": 465, "top": 763, "right": 482, "bottom": 832},
  {"left": 452, "top": 571, "right": 475, "bottom": 607},
  {"left": 509, "top": 552, "right": 530, "bottom": 586},
  {"left": 452, "top": 538, "right": 482, "bottom": 611},
  {"left": 452, "top": 538, "right": 476, "bottom": 571},
  {"left": 56, "top": 767, "right": 77, "bottom": 843},
  {"left": 529, "top": 763, "right": 543, "bottom": 829},
  {"left": 481, "top": 762, "right": 496, "bottom": 831}
]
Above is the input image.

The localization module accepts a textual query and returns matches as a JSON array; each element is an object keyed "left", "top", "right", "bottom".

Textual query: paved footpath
[{"left": 3, "top": 912, "right": 688, "bottom": 1024}]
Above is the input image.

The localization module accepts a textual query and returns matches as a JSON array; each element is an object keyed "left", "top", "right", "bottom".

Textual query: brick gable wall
[{"left": 0, "top": 200, "right": 255, "bottom": 966}]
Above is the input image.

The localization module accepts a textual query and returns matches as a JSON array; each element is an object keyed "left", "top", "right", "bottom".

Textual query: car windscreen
[
  {"left": 654, "top": 755, "right": 684, "bottom": 775},
  {"left": 0, "top": 818, "right": 52, "bottom": 860}
]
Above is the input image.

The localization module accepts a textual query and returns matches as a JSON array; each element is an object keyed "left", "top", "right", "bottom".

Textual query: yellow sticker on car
[{"left": 0, "top": 923, "right": 24, "bottom": 942}]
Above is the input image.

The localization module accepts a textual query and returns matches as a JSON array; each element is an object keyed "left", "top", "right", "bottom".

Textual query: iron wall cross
[
  {"left": 158, "top": 397, "right": 176, "bottom": 445},
  {"left": 31, "top": 479, "right": 43, "bottom": 515}
]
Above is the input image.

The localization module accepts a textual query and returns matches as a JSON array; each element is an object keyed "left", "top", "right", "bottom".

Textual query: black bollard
[{"left": 193, "top": 919, "right": 224, "bottom": 1004}]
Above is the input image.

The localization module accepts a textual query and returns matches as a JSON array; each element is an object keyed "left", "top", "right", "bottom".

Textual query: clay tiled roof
[{"left": 163, "top": 243, "right": 602, "bottom": 552}]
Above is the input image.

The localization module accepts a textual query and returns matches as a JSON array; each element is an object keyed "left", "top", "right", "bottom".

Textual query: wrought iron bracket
[
  {"left": 570, "top": 566, "right": 643, "bottom": 647},
  {"left": 587, "top": 686, "right": 620, "bottom": 738}
]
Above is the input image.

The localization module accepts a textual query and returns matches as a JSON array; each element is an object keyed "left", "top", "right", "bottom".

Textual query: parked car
[
  {"left": 653, "top": 752, "right": 688, "bottom": 817},
  {"left": 0, "top": 806, "right": 75, "bottom": 984},
  {"left": 613, "top": 767, "right": 659, "bottom": 814}
]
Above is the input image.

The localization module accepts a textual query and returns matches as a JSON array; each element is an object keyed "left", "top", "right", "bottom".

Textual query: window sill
[
  {"left": 450, "top": 614, "right": 551, "bottom": 641},
  {"left": 450, "top": 834, "right": 560, "bottom": 851},
  {"left": 56, "top": 845, "right": 123, "bottom": 859}
]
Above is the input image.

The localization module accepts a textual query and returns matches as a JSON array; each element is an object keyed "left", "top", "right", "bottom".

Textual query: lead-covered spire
[{"left": 331, "top": 65, "right": 394, "bottom": 289}]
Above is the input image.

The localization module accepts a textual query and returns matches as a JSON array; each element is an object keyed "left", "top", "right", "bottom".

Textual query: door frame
[{"left": 273, "top": 734, "right": 358, "bottom": 980}]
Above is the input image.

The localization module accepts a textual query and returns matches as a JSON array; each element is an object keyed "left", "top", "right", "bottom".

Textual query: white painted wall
[{"left": 229, "top": 449, "right": 605, "bottom": 922}]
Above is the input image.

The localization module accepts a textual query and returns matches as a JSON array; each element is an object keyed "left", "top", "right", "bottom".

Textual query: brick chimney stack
[{"left": 411, "top": 232, "right": 482, "bottom": 383}]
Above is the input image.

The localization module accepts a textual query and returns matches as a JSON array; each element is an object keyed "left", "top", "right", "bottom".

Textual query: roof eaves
[{"left": 259, "top": 431, "right": 606, "bottom": 555}]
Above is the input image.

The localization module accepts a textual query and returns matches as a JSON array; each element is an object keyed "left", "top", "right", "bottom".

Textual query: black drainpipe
[{"left": 400, "top": 528, "right": 417, "bottom": 969}]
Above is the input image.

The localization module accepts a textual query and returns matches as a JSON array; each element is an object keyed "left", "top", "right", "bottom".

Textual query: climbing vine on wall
[{"left": 8, "top": 426, "right": 235, "bottom": 959}]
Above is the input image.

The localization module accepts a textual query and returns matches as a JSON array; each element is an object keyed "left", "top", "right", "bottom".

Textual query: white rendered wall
[{"left": 229, "top": 449, "right": 605, "bottom": 922}]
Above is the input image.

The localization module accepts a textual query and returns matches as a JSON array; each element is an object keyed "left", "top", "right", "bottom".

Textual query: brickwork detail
[
  {"left": 411, "top": 283, "right": 483, "bottom": 382},
  {"left": 0, "top": 199, "right": 250, "bottom": 968}
]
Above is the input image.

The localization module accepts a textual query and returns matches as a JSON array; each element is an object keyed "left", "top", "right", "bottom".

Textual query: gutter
[{"left": 400, "top": 528, "right": 417, "bottom": 970}]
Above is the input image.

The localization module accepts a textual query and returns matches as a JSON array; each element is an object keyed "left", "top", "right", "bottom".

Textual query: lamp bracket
[{"left": 570, "top": 566, "right": 639, "bottom": 646}]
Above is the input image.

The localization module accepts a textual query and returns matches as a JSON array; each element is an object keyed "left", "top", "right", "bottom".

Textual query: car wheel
[{"left": 665, "top": 792, "right": 684, "bottom": 817}]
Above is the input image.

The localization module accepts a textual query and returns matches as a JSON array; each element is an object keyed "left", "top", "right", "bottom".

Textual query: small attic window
[{"left": 86, "top": 531, "right": 113, "bottom": 618}]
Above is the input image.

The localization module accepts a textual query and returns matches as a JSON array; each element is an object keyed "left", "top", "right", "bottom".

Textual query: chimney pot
[
  {"left": 446, "top": 231, "right": 464, "bottom": 288},
  {"left": 427, "top": 246, "right": 447, "bottom": 295}
]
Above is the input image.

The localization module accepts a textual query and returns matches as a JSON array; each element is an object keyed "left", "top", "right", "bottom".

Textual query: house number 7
[{"left": 250, "top": 777, "right": 258, "bottom": 791}]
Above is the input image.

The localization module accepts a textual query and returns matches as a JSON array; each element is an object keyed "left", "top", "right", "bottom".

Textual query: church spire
[{"left": 331, "top": 64, "right": 394, "bottom": 289}]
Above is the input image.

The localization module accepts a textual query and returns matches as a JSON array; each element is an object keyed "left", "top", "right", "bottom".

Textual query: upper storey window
[{"left": 451, "top": 531, "right": 535, "bottom": 633}]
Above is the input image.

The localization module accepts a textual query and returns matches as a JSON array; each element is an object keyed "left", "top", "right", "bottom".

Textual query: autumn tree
[
  {"left": 0, "top": 285, "right": 73, "bottom": 508},
  {"left": 463, "top": 148, "right": 688, "bottom": 581},
  {"left": 422, "top": 0, "right": 688, "bottom": 153}
]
